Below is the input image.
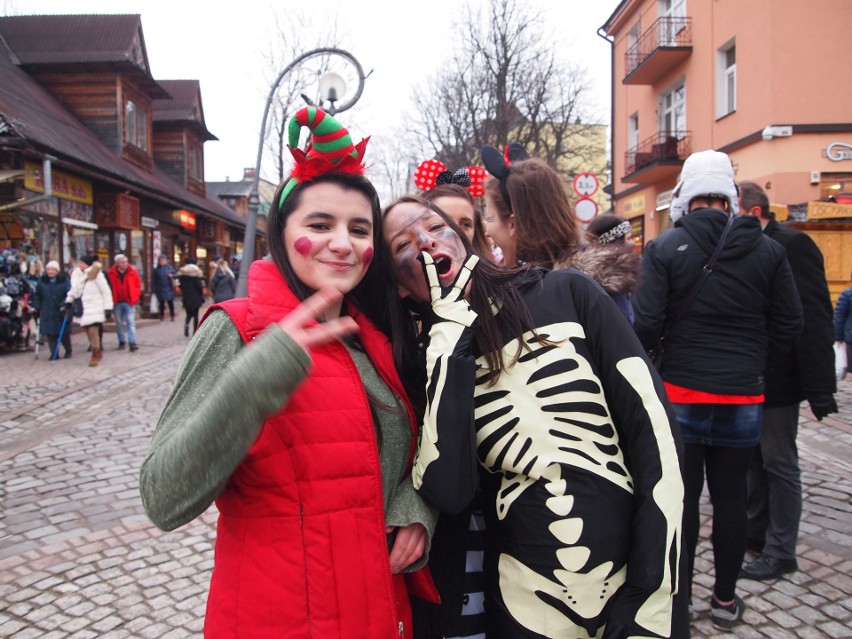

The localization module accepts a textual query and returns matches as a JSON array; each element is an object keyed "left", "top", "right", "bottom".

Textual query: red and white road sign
[
  {"left": 573, "top": 172, "right": 599, "bottom": 197},
  {"left": 574, "top": 197, "right": 599, "bottom": 223}
]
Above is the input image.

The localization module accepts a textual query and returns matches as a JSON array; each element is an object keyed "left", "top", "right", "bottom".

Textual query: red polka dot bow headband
[{"left": 413, "top": 159, "right": 488, "bottom": 197}]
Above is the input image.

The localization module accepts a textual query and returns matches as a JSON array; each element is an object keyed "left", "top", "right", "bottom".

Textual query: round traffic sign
[
  {"left": 574, "top": 197, "right": 598, "bottom": 223},
  {"left": 573, "top": 172, "right": 599, "bottom": 197}
]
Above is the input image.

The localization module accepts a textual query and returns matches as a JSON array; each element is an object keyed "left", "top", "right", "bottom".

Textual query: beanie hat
[
  {"left": 587, "top": 214, "right": 631, "bottom": 244},
  {"left": 276, "top": 107, "right": 369, "bottom": 213},
  {"left": 669, "top": 149, "right": 739, "bottom": 223},
  {"left": 45, "top": 260, "right": 60, "bottom": 271}
]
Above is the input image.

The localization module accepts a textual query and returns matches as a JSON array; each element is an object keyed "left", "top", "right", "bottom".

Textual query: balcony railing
[
  {"left": 624, "top": 131, "right": 691, "bottom": 178},
  {"left": 624, "top": 17, "right": 692, "bottom": 83}
]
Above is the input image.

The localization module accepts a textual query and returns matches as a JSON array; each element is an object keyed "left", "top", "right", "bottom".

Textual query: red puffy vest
[{"left": 202, "top": 260, "right": 433, "bottom": 638}]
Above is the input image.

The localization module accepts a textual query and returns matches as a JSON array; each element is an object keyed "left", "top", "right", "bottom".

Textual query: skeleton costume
[{"left": 414, "top": 264, "right": 686, "bottom": 639}]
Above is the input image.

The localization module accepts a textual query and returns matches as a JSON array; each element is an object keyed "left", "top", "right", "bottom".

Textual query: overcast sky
[{"left": 5, "top": 0, "right": 619, "bottom": 184}]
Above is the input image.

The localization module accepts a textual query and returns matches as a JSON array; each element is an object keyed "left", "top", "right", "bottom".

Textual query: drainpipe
[
  {"left": 596, "top": 27, "right": 615, "bottom": 212},
  {"left": 0, "top": 155, "right": 54, "bottom": 212}
]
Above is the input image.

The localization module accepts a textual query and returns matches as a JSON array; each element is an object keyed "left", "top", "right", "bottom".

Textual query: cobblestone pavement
[{"left": 0, "top": 316, "right": 851, "bottom": 638}]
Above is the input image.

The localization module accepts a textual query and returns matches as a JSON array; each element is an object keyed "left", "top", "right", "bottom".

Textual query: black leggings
[
  {"left": 158, "top": 297, "right": 175, "bottom": 319},
  {"left": 185, "top": 307, "right": 200, "bottom": 334},
  {"left": 683, "top": 443, "right": 756, "bottom": 602}
]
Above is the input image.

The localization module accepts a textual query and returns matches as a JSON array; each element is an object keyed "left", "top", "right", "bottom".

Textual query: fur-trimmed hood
[
  {"left": 84, "top": 261, "right": 102, "bottom": 281},
  {"left": 178, "top": 263, "right": 204, "bottom": 278},
  {"left": 558, "top": 242, "right": 641, "bottom": 296}
]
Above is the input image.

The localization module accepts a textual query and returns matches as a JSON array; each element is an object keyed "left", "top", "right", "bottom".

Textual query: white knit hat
[
  {"left": 670, "top": 149, "right": 739, "bottom": 223},
  {"left": 45, "top": 260, "right": 60, "bottom": 271}
]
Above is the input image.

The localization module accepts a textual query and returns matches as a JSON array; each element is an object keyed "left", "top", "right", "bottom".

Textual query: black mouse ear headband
[{"left": 480, "top": 143, "right": 529, "bottom": 211}]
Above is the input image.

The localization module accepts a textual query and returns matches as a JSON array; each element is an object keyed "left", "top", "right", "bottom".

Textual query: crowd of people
[
  {"left": 12, "top": 105, "right": 827, "bottom": 639},
  {"left": 17, "top": 251, "right": 240, "bottom": 366}
]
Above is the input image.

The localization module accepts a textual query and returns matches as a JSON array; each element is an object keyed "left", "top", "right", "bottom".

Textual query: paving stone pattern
[{"left": 0, "top": 318, "right": 850, "bottom": 637}]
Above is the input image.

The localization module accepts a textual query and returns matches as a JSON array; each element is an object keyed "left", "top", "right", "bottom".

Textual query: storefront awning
[{"left": 0, "top": 169, "right": 24, "bottom": 183}]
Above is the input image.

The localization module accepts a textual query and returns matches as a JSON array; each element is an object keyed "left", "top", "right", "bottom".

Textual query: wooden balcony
[
  {"left": 623, "top": 132, "right": 691, "bottom": 183},
  {"left": 624, "top": 17, "right": 692, "bottom": 85}
]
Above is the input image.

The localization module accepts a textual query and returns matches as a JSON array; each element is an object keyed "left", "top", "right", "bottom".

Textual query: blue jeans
[
  {"left": 672, "top": 402, "right": 763, "bottom": 447},
  {"left": 113, "top": 302, "right": 137, "bottom": 346},
  {"left": 747, "top": 403, "right": 801, "bottom": 560}
]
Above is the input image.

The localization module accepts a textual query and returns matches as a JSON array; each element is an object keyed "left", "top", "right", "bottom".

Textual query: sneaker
[
  {"left": 710, "top": 594, "right": 746, "bottom": 630},
  {"left": 741, "top": 554, "right": 798, "bottom": 581},
  {"left": 117, "top": 342, "right": 126, "bottom": 350},
  {"left": 129, "top": 344, "right": 139, "bottom": 352}
]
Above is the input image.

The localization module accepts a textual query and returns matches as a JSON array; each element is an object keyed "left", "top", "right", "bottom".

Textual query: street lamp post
[{"left": 235, "top": 48, "right": 366, "bottom": 297}]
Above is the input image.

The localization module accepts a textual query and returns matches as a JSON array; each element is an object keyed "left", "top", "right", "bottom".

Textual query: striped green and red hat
[{"left": 277, "top": 107, "right": 369, "bottom": 210}]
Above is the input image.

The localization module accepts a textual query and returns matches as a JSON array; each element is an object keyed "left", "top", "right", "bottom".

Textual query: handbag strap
[{"left": 658, "top": 213, "right": 735, "bottom": 344}]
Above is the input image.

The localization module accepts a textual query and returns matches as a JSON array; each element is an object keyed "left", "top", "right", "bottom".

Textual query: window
[
  {"left": 659, "top": 0, "right": 686, "bottom": 45},
  {"left": 125, "top": 100, "right": 149, "bottom": 151},
  {"left": 628, "top": 113, "right": 639, "bottom": 150},
  {"left": 659, "top": 81, "right": 686, "bottom": 135},
  {"left": 188, "top": 146, "right": 202, "bottom": 180},
  {"left": 716, "top": 40, "right": 736, "bottom": 117}
]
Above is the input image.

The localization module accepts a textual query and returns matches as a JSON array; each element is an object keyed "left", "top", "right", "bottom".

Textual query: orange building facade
[{"left": 601, "top": 0, "right": 852, "bottom": 298}]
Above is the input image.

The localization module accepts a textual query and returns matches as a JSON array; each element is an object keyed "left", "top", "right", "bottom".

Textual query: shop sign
[
  {"left": 178, "top": 210, "right": 196, "bottom": 230},
  {"left": 807, "top": 201, "right": 852, "bottom": 220},
  {"left": 656, "top": 189, "right": 673, "bottom": 211},
  {"left": 141, "top": 216, "right": 159, "bottom": 228},
  {"left": 823, "top": 142, "right": 852, "bottom": 162},
  {"left": 623, "top": 194, "right": 646, "bottom": 215},
  {"left": 24, "top": 161, "right": 93, "bottom": 204}
]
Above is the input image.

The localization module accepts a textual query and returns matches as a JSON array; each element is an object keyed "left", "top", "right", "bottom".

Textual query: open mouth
[{"left": 433, "top": 256, "right": 451, "bottom": 276}]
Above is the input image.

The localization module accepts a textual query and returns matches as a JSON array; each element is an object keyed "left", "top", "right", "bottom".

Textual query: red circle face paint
[
  {"left": 293, "top": 236, "right": 312, "bottom": 256},
  {"left": 361, "top": 247, "right": 374, "bottom": 269}
]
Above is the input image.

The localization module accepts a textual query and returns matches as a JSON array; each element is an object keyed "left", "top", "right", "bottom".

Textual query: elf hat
[
  {"left": 669, "top": 149, "right": 739, "bottom": 223},
  {"left": 275, "top": 107, "right": 369, "bottom": 213}
]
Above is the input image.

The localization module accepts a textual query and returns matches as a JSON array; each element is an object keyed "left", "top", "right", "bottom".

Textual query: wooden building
[{"left": 0, "top": 14, "right": 248, "bottom": 303}]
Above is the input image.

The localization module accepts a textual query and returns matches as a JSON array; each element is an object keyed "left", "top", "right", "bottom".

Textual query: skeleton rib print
[{"left": 475, "top": 321, "right": 634, "bottom": 520}]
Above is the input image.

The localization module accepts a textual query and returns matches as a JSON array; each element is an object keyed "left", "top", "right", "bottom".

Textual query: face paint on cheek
[
  {"left": 361, "top": 247, "right": 374, "bottom": 270},
  {"left": 293, "top": 236, "right": 312, "bottom": 257}
]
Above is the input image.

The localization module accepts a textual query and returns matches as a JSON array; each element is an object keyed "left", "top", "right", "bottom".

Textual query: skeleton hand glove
[{"left": 411, "top": 252, "right": 480, "bottom": 504}]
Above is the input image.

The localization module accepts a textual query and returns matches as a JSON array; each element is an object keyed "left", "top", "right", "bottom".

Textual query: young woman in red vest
[{"left": 140, "top": 108, "right": 438, "bottom": 639}]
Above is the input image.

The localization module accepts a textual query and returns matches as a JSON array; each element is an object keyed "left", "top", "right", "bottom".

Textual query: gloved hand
[
  {"left": 105, "top": 310, "right": 112, "bottom": 321},
  {"left": 61, "top": 303, "right": 74, "bottom": 318},
  {"left": 808, "top": 395, "right": 838, "bottom": 421},
  {"left": 419, "top": 251, "right": 480, "bottom": 328}
]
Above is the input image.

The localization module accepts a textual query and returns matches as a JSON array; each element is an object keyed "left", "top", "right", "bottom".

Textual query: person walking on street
[
  {"left": 67, "top": 254, "right": 113, "bottom": 367},
  {"left": 632, "top": 150, "right": 803, "bottom": 630},
  {"left": 738, "top": 181, "right": 837, "bottom": 582},
  {"left": 107, "top": 254, "right": 142, "bottom": 352},
  {"left": 177, "top": 257, "right": 206, "bottom": 337},
  {"left": 836, "top": 271, "right": 852, "bottom": 368},
  {"left": 32, "top": 260, "right": 71, "bottom": 359},
  {"left": 152, "top": 254, "right": 177, "bottom": 321},
  {"left": 209, "top": 255, "right": 237, "bottom": 303}
]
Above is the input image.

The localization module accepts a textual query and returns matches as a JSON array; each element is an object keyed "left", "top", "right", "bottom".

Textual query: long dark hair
[
  {"left": 268, "top": 172, "right": 396, "bottom": 335},
  {"left": 383, "top": 195, "right": 540, "bottom": 411}
]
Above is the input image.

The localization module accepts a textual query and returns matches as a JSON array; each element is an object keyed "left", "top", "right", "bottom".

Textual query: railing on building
[
  {"left": 624, "top": 131, "right": 691, "bottom": 177},
  {"left": 625, "top": 17, "right": 692, "bottom": 78}
]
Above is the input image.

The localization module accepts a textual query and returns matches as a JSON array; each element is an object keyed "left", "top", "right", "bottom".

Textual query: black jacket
[
  {"left": 32, "top": 273, "right": 70, "bottom": 336},
  {"left": 633, "top": 208, "right": 803, "bottom": 395},
  {"left": 762, "top": 218, "right": 836, "bottom": 406}
]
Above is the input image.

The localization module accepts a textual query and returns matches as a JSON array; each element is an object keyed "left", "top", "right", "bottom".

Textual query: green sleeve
[
  {"left": 385, "top": 473, "right": 439, "bottom": 572},
  {"left": 139, "top": 310, "right": 312, "bottom": 531}
]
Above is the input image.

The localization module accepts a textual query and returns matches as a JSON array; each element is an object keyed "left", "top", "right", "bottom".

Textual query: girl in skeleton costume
[{"left": 383, "top": 193, "right": 686, "bottom": 639}]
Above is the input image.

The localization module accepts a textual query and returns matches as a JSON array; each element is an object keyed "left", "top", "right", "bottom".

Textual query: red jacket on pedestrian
[{"left": 107, "top": 264, "right": 142, "bottom": 305}]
